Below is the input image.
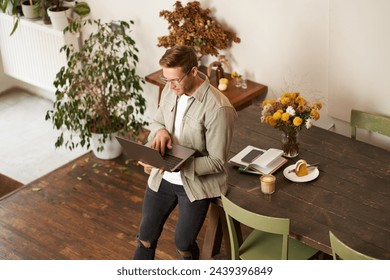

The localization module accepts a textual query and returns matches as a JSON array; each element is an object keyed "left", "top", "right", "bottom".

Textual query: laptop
[{"left": 116, "top": 136, "right": 196, "bottom": 172}]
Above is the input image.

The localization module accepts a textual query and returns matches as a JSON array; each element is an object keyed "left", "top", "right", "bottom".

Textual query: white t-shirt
[{"left": 162, "top": 94, "right": 190, "bottom": 185}]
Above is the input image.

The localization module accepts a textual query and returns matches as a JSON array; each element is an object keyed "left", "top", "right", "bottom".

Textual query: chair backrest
[
  {"left": 329, "top": 231, "right": 376, "bottom": 260},
  {"left": 221, "top": 194, "right": 290, "bottom": 259},
  {"left": 351, "top": 109, "right": 390, "bottom": 139}
]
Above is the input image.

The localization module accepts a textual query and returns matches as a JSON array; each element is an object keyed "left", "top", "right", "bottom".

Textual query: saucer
[{"left": 283, "top": 164, "right": 319, "bottom": 182}]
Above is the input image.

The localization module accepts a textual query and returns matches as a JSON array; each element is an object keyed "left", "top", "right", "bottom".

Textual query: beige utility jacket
[{"left": 147, "top": 73, "right": 237, "bottom": 202}]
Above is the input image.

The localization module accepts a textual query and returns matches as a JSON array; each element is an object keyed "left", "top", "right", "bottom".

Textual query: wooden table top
[
  {"left": 145, "top": 66, "right": 268, "bottom": 111},
  {"left": 226, "top": 104, "right": 390, "bottom": 259}
]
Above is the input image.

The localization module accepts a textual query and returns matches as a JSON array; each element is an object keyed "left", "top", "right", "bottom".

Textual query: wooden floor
[
  {"left": 0, "top": 153, "right": 227, "bottom": 260},
  {"left": 0, "top": 173, "right": 23, "bottom": 197}
]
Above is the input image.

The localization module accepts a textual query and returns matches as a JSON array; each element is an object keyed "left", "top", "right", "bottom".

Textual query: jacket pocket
[{"left": 182, "top": 115, "right": 205, "bottom": 150}]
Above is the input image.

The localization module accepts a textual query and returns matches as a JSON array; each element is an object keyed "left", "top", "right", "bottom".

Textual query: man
[{"left": 134, "top": 46, "right": 236, "bottom": 260}]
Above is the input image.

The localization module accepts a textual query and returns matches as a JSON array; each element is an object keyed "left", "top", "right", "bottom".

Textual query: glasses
[{"left": 159, "top": 68, "right": 192, "bottom": 86}]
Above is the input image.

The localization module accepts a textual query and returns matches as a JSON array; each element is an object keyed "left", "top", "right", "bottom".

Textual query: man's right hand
[
  {"left": 138, "top": 161, "right": 163, "bottom": 175},
  {"left": 151, "top": 129, "right": 172, "bottom": 156}
]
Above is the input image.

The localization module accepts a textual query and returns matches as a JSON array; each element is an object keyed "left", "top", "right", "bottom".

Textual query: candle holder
[{"left": 260, "top": 174, "right": 276, "bottom": 194}]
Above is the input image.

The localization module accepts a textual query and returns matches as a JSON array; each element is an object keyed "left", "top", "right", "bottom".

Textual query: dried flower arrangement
[{"left": 157, "top": 1, "right": 241, "bottom": 57}]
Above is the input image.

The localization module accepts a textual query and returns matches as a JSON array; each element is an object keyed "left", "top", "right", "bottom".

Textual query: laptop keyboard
[{"left": 162, "top": 153, "right": 183, "bottom": 171}]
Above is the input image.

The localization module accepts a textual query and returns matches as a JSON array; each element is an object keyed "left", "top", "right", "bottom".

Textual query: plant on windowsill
[
  {"left": 44, "top": 0, "right": 88, "bottom": 30},
  {"left": 45, "top": 18, "right": 148, "bottom": 160},
  {"left": 46, "top": 0, "right": 72, "bottom": 31}
]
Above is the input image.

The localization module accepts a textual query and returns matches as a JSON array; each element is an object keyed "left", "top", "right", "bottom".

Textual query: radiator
[{"left": 0, "top": 13, "right": 77, "bottom": 92}]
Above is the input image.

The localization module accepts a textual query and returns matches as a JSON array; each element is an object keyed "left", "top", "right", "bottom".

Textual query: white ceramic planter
[
  {"left": 47, "top": 6, "right": 72, "bottom": 31},
  {"left": 21, "top": 1, "right": 39, "bottom": 19},
  {"left": 91, "top": 133, "right": 123, "bottom": 160}
]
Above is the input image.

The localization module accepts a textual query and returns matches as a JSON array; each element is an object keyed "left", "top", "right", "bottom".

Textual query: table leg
[{"left": 200, "top": 198, "right": 231, "bottom": 260}]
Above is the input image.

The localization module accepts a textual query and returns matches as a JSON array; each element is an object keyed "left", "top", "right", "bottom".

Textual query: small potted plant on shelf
[
  {"left": 46, "top": 0, "right": 72, "bottom": 30},
  {"left": 21, "top": 0, "right": 39, "bottom": 19},
  {"left": 45, "top": 18, "right": 148, "bottom": 159}
]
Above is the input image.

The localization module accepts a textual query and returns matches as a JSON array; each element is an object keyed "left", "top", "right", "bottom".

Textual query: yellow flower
[
  {"left": 311, "top": 109, "right": 320, "bottom": 120},
  {"left": 281, "top": 97, "right": 290, "bottom": 105},
  {"left": 266, "top": 116, "right": 277, "bottom": 126},
  {"left": 281, "top": 112, "right": 290, "bottom": 122},
  {"left": 262, "top": 99, "right": 275, "bottom": 106},
  {"left": 231, "top": 71, "right": 241, "bottom": 79},
  {"left": 293, "top": 116, "right": 303, "bottom": 126},
  {"left": 273, "top": 111, "right": 282, "bottom": 120}
]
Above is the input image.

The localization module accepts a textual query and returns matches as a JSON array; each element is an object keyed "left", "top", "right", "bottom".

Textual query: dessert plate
[{"left": 283, "top": 164, "right": 319, "bottom": 182}]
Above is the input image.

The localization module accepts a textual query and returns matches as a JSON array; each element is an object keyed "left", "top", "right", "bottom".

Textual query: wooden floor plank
[{"left": 0, "top": 153, "right": 220, "bottom": 260}]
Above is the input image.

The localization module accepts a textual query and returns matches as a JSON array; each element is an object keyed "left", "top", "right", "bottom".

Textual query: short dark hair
[{"left": 159, "top": 46, "right": 198, "bottom": 73}]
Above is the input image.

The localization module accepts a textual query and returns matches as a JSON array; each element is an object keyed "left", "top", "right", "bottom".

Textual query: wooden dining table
[{"left": 208, "top": 103, "right": 390, "bottom": 259}]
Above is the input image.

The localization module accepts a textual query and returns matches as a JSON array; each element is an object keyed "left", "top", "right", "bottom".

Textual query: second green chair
[
  {"left": 351, "top": 109, "right": 390, "bottom": 139},
  {"left": 221, "top": 194, "right": 318, "bottom": 260}
]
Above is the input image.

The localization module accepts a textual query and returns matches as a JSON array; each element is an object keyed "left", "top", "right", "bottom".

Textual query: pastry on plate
[{"left": 295, "top": 159, "right": 308, "bottom": 177}]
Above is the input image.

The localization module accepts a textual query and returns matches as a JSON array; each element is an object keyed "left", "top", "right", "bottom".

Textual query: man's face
[{"left": 161, "top": 67, "right": 193, "bottom": 96}]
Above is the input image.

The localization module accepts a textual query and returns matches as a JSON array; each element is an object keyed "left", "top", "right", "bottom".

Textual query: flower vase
[{"left": 281, "top": 130, "right": 299, "bottom": 158}]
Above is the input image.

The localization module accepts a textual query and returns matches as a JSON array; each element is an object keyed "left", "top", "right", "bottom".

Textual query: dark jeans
[{"left": 133, "top": 179, "right": 211, "bottom": 260}]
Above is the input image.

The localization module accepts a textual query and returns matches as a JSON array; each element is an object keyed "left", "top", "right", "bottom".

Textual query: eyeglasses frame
[{"left": 159, "top": 67, "right": 193, "bottom": 86}]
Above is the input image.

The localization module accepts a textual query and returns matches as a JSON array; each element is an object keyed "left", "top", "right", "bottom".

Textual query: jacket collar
[{"left": 190, "top": 71, "right": 210, "bottom": 104}]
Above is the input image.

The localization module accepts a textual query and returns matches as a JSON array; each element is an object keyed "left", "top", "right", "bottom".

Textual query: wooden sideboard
[{"left": 145, "top": 65, "right": 268, "bottom": 111}]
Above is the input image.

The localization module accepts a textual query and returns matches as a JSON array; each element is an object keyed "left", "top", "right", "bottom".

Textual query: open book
[{"left": 228, "top": 145, "right": 288, "bottom": 175}]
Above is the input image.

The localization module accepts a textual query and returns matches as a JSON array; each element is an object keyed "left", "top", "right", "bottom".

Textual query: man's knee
[
  {"left": 134, "top": 236, "right": 156, "bottom": 260},
  {"left": 137, "top": 236, "right": 154, "bottom": 249}
]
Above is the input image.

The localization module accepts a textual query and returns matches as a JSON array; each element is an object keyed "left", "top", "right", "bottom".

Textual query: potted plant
[
  {"left": 39, "top": 0, "right": 89, "bottom": 26},
  {"left": 21, "top": 0, "right": 39, "bottom": 19},
  {"left": 46, "top": 0, "right": 72, "bottom": 30},
  {"left": 45, "top": 18, "right": 148, "bottom": 159}
]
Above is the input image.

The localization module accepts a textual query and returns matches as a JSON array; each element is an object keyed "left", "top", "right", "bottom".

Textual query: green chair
[
  {"left": 351, "top": 109, "right": 390, "bottom": 139},
  {"left": 329, "top": 231, "right": 376, "bottom": 260},
  {"left": 221, "top": 194, "right": 318, "bottom": 260}
]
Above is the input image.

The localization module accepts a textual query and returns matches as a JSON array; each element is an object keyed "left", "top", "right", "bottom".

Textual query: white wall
[
  {"left": 85, "top": 0, "right": 333, "bottom": 129},
  {"left": 1, "top": 0, "right": 389, "bottom": 150}
]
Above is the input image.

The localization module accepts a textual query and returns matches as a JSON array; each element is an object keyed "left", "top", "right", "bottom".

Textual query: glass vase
[
  {"left": 281, "top": 130, "right": 299, "bottom": 158},
  {"left": 235, "top": 77, "right": 242, "bottom": 87}
]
